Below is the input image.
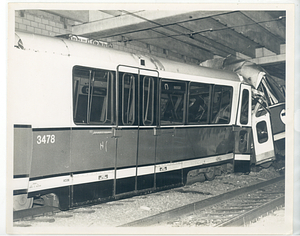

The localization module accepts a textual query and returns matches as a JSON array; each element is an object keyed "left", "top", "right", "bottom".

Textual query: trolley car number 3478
[{"left": 36, "top": 135, "right": 56, "bottom": 144}]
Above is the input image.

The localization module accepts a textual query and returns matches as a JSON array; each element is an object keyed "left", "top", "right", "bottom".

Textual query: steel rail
[
  {"left": 216, "top": 195, "right": 284, "bottom": 227},
  {"left": 13, "top": 206, "right": 59, "bottom": 221},
  {"left": 118, "top": 175, "right": 284, "bottom": 227}
]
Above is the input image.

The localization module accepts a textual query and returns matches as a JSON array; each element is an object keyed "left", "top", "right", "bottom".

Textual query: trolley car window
[
  {"left": 256, "top": 120, "right": 268, "bottom": 143},
  {"left": 73, "top": 66, "right": 114, "bottom": 125},
  {"left": 211, "top": 85, "right": 233, "bottom": 124},
  {"left": 142, "top": 76, "right": 155, "bottom": 126},
  {"left": 122, "top": 73, "right": 136, "bottom": 125},
  {"left": 160, "top": 80, "right": 186, "bottom": 125},
  {"left": 188, "top": 82, "right": 211, "bottom": 124},
  {"left": 240, "top": 89, "right": 249, "bottom": 125}
]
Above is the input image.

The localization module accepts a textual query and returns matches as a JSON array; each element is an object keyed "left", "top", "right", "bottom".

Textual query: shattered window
[
  {"left": 160, "top": 80, "right": 186, "bottom": 125},
  {"left": 211, "top": 85, "right": 233, "bottom": 124},
  {"left": 257, "top": 75, "right": 285, "bottom": 106},
  {"left": 188, "top": 82, "right": 211, "bottom": 124}
]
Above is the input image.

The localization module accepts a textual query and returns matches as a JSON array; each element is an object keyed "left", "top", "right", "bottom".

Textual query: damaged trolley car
[{"left": 10, "top": 31, "right": 285, "bottom": 211}]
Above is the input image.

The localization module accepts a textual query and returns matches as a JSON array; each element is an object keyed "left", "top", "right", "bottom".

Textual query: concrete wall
[
  {"left": 15, "top": 10, "right": 75, "bottom": 36},
  {"left": 14, "top": 10, "right": 201, "bottom": 65}
]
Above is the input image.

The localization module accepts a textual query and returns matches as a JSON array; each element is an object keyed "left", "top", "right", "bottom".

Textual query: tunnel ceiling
[{"left": 45, "top": 10, "right": 286, "bottom": 80}]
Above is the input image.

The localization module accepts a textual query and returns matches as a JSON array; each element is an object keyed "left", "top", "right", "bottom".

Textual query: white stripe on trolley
[
  {"left": 116, "top": 167, "right": 136, "bottom": 179},
  {"left": 13, "top": 177, "right": 29, "bottom": 190},
  {"left": 137, "top": 165, "right": 155, "bottom": 176},
  {"left": 235, "top": 154, "right": 251, "bottom": 161},
  {"left": 156, "top": 162, "right": 182, "bottom": 173},
  {"left": 28, "top": 175, "right": 71, "bottom": 193},
  {"left": 182, "top": 153, "right": 233, "bottom": 169},
  {"left": 26, "top": 153, "right": 234, "bottom": 192},
  {"left": 73, "top": 169, "right": 115, "bottom": 185},
  {"left": 274, "top": 132, "right": 285, "bottom": 141},
  {"left": 256, "top": 150, "right": 275, "bottom": 162}
]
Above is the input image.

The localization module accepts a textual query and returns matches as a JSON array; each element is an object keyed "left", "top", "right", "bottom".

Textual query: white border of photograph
[{"left": 4, "top": 1, "right": 298, "bottom": 235}]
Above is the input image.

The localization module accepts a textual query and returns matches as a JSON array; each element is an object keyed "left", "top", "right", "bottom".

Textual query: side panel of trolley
[
  {"left": 10, "top": 47, "right": 73, "bottom": 210},
  {"left": 269, "top": 103, "right": 286, "bottom": 158},
  {"left": 13, "top": 125, "right": 32, "bottom": 211},
  {"left": 115, "top": 128, "right": 138, "bottom": 195},
  {"left": 137, "top": 128, "right": 156, "bottom": 190},
  {"left": 22, "top": 65, "right": 240, "bottom": 210},
  {"left": 27, "top": 129, "right": 71, "bottom": 210},
  {"left": 269, "top": 103, "right": 285, "bottom": 137},
  {"left": 70, "top": 128, "right": 116, "bottom": 207},
  {"left": 155, "top": 127, "right": 186, "bottom": 188},
  {"left": 150, "top": 126, "right": 235, "bottom": 189},
  {"left": 184, "top": 126, "right": 234, "bottom": 158}
]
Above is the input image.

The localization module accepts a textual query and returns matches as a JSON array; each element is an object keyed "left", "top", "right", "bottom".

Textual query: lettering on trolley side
[
  {"left": 98, "top": 174, "right": 108, "bottom": 180},
  {"left": 99, "top": 141, "right": 108, "bottom": 152},
  {"left": 29, "top": 182, "right": 41, "bottom": 189},
  {"left": 36, "top": 135, "right": 55, "bottom": 144},
  {"left": 159, "top": 166, "right": 168, "bottom": 172}
]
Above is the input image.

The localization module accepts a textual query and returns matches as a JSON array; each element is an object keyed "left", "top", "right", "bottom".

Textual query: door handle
[{"left": 91, "top": 130, "right": 113, "bottom": 135}]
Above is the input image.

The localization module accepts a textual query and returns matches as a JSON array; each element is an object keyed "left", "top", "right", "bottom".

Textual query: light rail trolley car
[{"left": 10, "top": 31, "right": 285, "bottom": 211}]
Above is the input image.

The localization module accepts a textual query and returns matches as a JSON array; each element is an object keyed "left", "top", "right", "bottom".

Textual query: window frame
[
  {"left": 142, "top": 76, "right": 155, "bottom": 126},
  {"left": 240, "top": 89, "right": 249, "bottom": 125},
  {"left": 159, "top": 78, "right": 187, "bottom": 126},
  {"left": 72, "top": 65, "right": 115, "bottom": 125},
  {"left": 256, "top": 120, "right": 269, "bottom": 144},
  {"left": 187, "top": 81, "right": 212, "bottom": 125},
  {"left": 121, "top": 73, "right": 136, "bottom": 126},
  {"left": 210, "top": 84, "right": 233, "bottom": 124}
]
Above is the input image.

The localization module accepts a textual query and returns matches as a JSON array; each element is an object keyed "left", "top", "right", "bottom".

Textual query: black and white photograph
[{"left": 4, "top": 2, "right": 298, "bottom": 235}]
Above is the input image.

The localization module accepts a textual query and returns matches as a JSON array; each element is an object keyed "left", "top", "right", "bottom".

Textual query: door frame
[{"left": 115, "top": 65, "right": 159, "bottom": 195}]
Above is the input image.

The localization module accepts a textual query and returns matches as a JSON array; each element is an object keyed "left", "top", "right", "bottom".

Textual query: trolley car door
[
  {"left": 137, "top": 69, "right": 158, "bottom": 191},
  {"left": 252, "top": 105, "right": 275, "bottom": 165},
  {"left": 115, "top": 66, "right": 139, "bottom": 195},
  {"left": 116, "top": 66, "right": 159, "bottom": 194},
  {"left": 234, "top": 84, "right": 252, "bottom": 172}
]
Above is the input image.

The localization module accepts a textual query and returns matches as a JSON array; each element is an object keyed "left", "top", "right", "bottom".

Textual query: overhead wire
[
  {"left": 100, "top": 11, "right": 239, "bottom": 40},
  {"left": 69, "top": 11, "right": 285, "bottom": 63},
  {"left": 109, "top": 15, "right": 285, "bottom": 43},
  {"left": 107, "top": 13, "right": 285, "bottom": 62}
]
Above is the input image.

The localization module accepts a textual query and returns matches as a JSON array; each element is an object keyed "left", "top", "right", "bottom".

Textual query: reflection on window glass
[
  {"left": 256, "top": 121, "right": 268, "bottom": 143},
  {"left": 240, "top": 89, "right": 249, "bottom": 125},
  {"left": 143, "top": 76, "right": 154, "bottom": 126},
  {"left": 211, "top": 85, "right": 233, "bottom": 124},
  {"left": 73, "top": 66, "right": 114, "bottom": 124},
  {"left": 122, "top": 73, "right": 136, "bottom": 125},
  {"left": 160, "top": 80, "right": 186, "bottom": 125},
  {"left": 188, "top": 82, "right": 211, "bottom": 124}
]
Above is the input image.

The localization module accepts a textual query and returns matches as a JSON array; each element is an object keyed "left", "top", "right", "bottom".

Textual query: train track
[
  {"left": 13, "top": 206, "right": 59, "bottom": 221},
  {"left": 119, "top": 176, "right": 284, "bottom": 227},
  {"left": 13, "top": 175, "right": 284, "bottom": 227}
]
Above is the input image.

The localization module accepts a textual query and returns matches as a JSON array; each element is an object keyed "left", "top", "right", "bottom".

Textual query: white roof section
[{"left": 15, "top": 31, "right": 241, "bottom": 82}]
